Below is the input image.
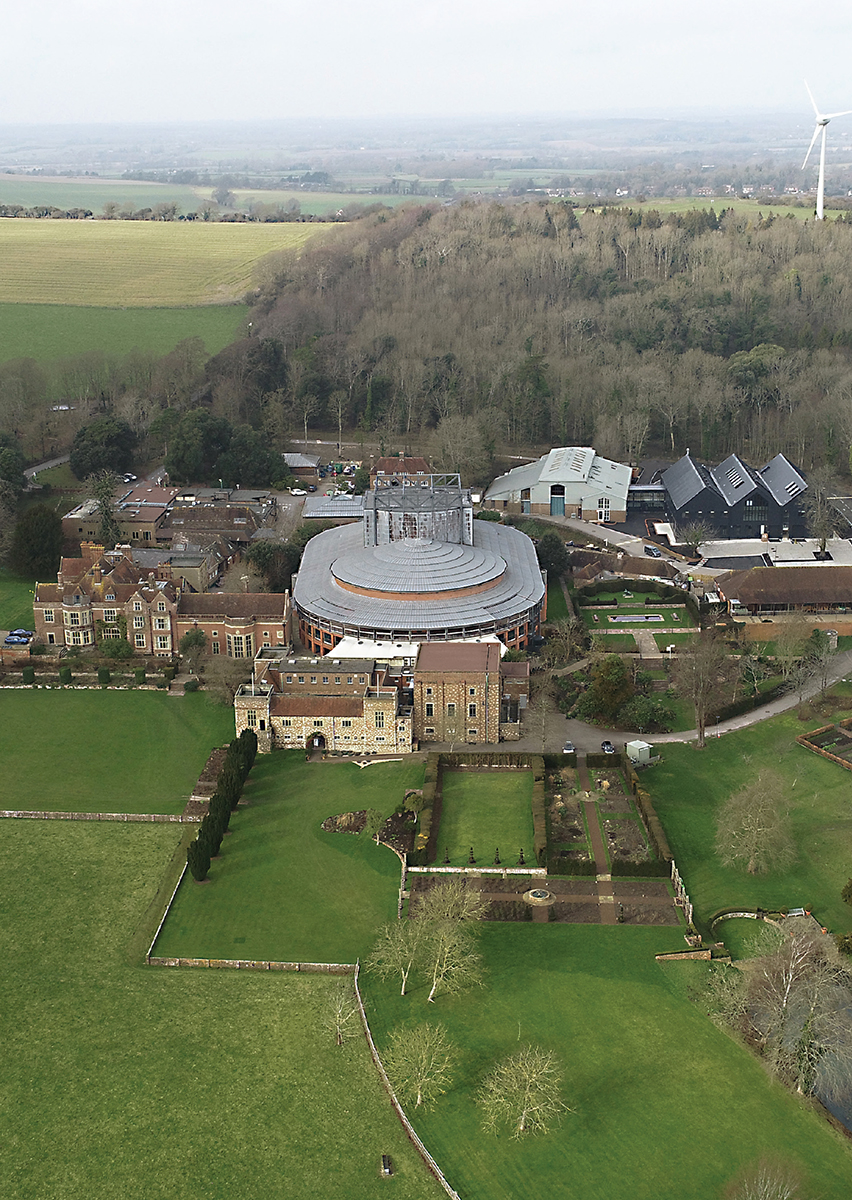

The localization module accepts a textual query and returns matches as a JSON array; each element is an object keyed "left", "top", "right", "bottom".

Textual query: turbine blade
[
  {"left": 823, "top": 108, "right": 852, "bottom": 120},
  {"left": 805, "top": 79, "right": 821, "bottom": 118},
  {"left": 802, "top": 124, "right": 821, "bottom": 169}
]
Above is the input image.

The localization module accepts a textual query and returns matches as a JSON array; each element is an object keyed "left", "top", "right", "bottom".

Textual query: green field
[
  {"left": 0, "top": 175, "right": 205, "bottom": 212},
  {"left": 0, "top": 302, "right": 248, "bottom": 364},
  {"left": 0, "top": 819, "right": 438, "bottom": 1200},
  {"left": 434, "top": 769, "right": 534, "bottom": 866},
  {"left": 0, "top": 220, "right": 333, "bottom": 307},
  {"left": 646, "top": 709, "right": 852, "bottom": 935},
  {"left": 225, "top": 187, "right": 424, "bottom": 215},
  {"left": 0, "top": 567, "right": 36, "bottom": 630},
  {"left": 363, "top": 924, "right": 852, "bottom": 1200},
  {"left": 652, "top": 630, "right": 697, "bottom": 650},
  {"left": 0, "top": 691, "right": 234, "bottom": 813},
  {"left": 545, "top": 583, "right": 569, "bottom": 622},
  {"left": 154, "top": 754, "right": 424, "bottom": 963}
]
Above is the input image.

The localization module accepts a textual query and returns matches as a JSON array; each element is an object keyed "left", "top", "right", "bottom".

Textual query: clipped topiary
[{"left": 22, "top": 665, "right": 35, "bottom": 684}]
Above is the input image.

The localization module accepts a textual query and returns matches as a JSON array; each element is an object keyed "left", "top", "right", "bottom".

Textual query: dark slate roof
[
  {"left": 709, "top": 454, "right": 762, "bottom": 507},
  {"left": 758, "top": 454, "right": 808, "bottom": 508},
  {"left": 660, "top": 455, "right": 717, "bottom": 510}
]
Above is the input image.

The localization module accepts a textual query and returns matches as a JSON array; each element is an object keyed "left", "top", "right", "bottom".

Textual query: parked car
[
  {"left": 10, "top": 629, "right": 34, "bottom": 638},
  {"left": 601, "top": 740, "right": 616, "bottom": 755},
  {"left": 562, "top": 741, "right": 575, "bottom": 754},
  {"left": 290, "top": 488, "right": 307, "bottom": 496},
  {"left": 644, "top": 545, "right": 662, "bottom": 558},
  {"left": 307, "top": 484, "right": 317, "bottom": 492},
  {"left": 4, "top": 634, "right": 30, "bottom": 645},
  {"left": 123, "top": 473, "right": 137, "bottom": 483}
]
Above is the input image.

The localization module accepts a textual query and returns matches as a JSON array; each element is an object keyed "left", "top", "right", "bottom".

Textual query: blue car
[
  {"left": 10, "top": 629, "right": 33, "bottom": 637},
  {"left": 4, "top": 634, "right": 30, "bottom": 645}
]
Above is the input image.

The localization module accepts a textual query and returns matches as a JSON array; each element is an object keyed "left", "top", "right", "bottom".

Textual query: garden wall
[{"left": 796, "top": 718, "right": 852, "bottom": 773}]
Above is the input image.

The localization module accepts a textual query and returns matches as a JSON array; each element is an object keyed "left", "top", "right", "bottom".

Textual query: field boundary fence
[
  {"left": 353, "top": 962, "right": 462, "bottom": 1200},
  {"left": 147, "top": 956, "right": 355, "bottom": 973}
]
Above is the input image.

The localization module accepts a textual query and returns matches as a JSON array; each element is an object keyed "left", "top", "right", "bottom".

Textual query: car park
[
  {"left": 644, "top": 545, "right": 662, "bottom": 558},
  {"left": 601, "top": 740, "right": 616, "bottom": 754}
]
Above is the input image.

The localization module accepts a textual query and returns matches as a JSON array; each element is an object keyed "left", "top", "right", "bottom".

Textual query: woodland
[{"left": 6, "top": 201, "right": 852, "bottom": 489}]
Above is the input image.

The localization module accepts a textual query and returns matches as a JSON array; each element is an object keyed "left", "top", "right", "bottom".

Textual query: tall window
[
  {"left": 468, "top": 703, "right": 477, "bottom": 719},
  {"left": 135, "top": 634, "right": 146, "bottom": 647},
  {"left": 375, "top": 711, "right": 385, "bottom": 729},
  {"left": 133, "top": 616, "right": 145, "bottom": 629},
  {"left": 246, "top": 711, "right": 258, "bottom": 728},
  {"left": 44, "top": 609, "right": 54, "bottom": 623},
  {"left": 425, "top": 702, "right": 434, "bottom": 718}
]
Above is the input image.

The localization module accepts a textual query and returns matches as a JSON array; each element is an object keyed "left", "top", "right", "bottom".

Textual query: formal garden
[{"left": 431, "top": 768, "right": 535, "bottom": 867}]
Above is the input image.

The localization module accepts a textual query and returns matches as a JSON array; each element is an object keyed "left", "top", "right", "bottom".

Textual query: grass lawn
[
  {"left": 589, "top": 632, "right": 638, "bottom": 651},
  {"left": 434, "top": 769, "right": 535, "bottom": 866},
  {"left": 362, "top": 924, "right": 852, "bottom": 1200},
  {"left": 0, "top": 567, "right": 36, "bottom": 630},
  {"left": 652, "top": 630, "right": 697, "bottom": 651},
  {"left": 581, "top": 604, "right": 693, "bottom": 628},
  {"left": 0, "top": 691, "right": 234, "bottom": 813},
  {"left": 0, "top": 220, "right": 333, "bottom": 307},
  {"left": 0, "top": 820, "right": 439, "bottom": 1200},
  {"left": 0, "top": 302, "right": 248, "bottom": 366},
  {"left": 154, "top": 753, "right": 425, "bottom": 963},
  {"left": 646, "top": 709, "right": 852, "bottom": 935},
  {"left": 546, "top": 583, "right": 569, "bottom": 622}
]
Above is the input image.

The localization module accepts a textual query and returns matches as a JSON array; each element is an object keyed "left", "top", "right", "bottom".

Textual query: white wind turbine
[{"left": 802, "top": 80, "right": 852, "bottom": 219}]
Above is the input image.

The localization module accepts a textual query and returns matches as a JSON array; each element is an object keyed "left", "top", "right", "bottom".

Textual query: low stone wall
[
  {"left": 655, "top": 949, "right": 712, "bottom": 961},
  {"left": 147, "top": 957, "right": 355, "bottom": 972},
  {"left": 0, "top": 809, "right": 199, "bottom": 823}
]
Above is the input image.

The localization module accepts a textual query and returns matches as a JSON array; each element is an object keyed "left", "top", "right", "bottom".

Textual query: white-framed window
[
  {"left": 154, "top": 617, "right": 167, "bottom": 630},
  {"left": 246, "top": 711, "right": 258, "bottom": 728},
  {"left": 322, "top": 676, "right": 329, "bottom": 684},
  {"left": 334, "top": 677, "right": 341, "bottom": 684},
  {"left": 70, "top": 629, "right": 82, "bottom": 645},
  {"left": 135, "top": 633, "right": 146, "bottom": 647},
  {"left": 66, "top": 611, "right": 80, "bottom": 627},
  {"left": 157, "top": 601, "right": 166, "bottom": 612},
  {"left": 133, "top": 616, "right": 145, "bottom": 629},
  {"left": 298, "top": 676, "right": 305, "bottom": 683},
  {"left": 212, "top": 642, "right": 220, "bottom": 655},
  {"left": 156, "top": 635, "right": 170, "bottom": 650},
  {"left": 359, "top": 676, "right": 365, "bottom": 684},
  {"left": 347, "top": 676, "right": 353, "bottom": 684},
  {"left": 375, "top": 711, "right": 385, "bottom": 729},
  {"left": 103, "top": 609, "right": 117, "bottom": 623},
  {"left": 133, "top": 601, "right": 142, "bottom": 611},
  {"left": 310, "top": 676, "right": 317, "bottom": 684},
  {"left": 105, "top": 592, "right": 115, "bottom": 601},
  {"left": 102, "top": 627, "right": 120, "bottom": 639},
  {"left": 44, "top": 609, "right": 54, "bottom": 623}
]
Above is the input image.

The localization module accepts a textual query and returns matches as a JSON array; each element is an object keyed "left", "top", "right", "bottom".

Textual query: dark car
[
  {"left": 10, "top": 629, "right": 34, "bottom": 638},
  {"left": 4, "top": 634, "right": 30, "bottom": 645},
  {"left": 307, "top": 484, "right": 317, "bottom": 492},
  {"left": 601, "top": 740, "right": 616, "bottom": 755},
  {"left": 644, "top": 545, "right": 662, "bottom": 558}
]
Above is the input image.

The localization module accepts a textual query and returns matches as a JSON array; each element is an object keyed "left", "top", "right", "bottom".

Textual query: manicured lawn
[
  {"left": 362, "top": 924, "right": 852, "bottom": 1200},
  {"left": 652, "top": 630, "right": 698, "bottom": 650},
  {"left": 581, "top": 604, "right": 693, "bottom": 628},
  {"left": 0, "top": 820, "right": 439, "bottom": 1200},
  {"left": 155, "top": 754, "right": 425, "bottom": 963},
  {"left": 0, "top": 690, "right": 234, "bottom": 813},
  {"left": 434, "top": 769, "right": 535, "bottom": 866},
  {"left": 546, "top": 583, "right": 569, "bottom": 622},
  {"left": 646, "top": 710, "right": 852, "bottom": 935},
  {"left": 589, "top": 632, "right": 638, "bottom": 651},
  {"left": 0, "top": 302, "right": 248, "bottom": 367},
  {"left": 0, "top": 567, "right": 36, "bottom": 630}
]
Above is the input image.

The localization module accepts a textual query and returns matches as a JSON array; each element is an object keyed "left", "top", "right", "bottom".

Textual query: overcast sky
[{"left": 2, "top": 0, "right": 852, "bottom": 125}]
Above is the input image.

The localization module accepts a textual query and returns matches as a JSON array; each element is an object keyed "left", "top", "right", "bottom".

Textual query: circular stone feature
[{"left": 524, "top": 888, "right": 555, "bottom": 906}]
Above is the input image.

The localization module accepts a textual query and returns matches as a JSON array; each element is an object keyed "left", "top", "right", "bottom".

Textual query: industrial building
[{"left": 483, "top": 447, "right": 632, "bottom": 522}]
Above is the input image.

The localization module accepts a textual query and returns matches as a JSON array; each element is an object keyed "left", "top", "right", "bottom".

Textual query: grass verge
[
  {"left": 0, "top": 567, "right": 36, "bottom": 630},
  {"left": 0, "top": 820, "right": 439, "bottom": 1200},
  {"left": 154, "top": 753, "right": 425, "bottom": 963},
  {"left": 362, "top": 923, "right": 852, "bottom": 1200},
  {"left": 0, "top": 691, "right": 234, "bottom": 813},
  {"left": 434, "top": 769, "right": 535, "bottom": 866}
]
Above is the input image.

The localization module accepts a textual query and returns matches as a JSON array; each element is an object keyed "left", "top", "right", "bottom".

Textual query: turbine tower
[{"left": 802, "top": 81, "right": 852, "bottom": 220}]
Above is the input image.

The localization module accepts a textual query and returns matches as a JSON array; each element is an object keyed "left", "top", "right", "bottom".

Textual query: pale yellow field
[{"left": 0, "top": 220, "right": 335, "bottom": 307}]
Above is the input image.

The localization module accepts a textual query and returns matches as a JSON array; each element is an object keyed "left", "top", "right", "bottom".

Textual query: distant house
[
  {"left": 484, "top": 447, "right": 631, "bottom": 523},
  {"left": 715, "top": 565, "right": 852, "bottom": 616},
  {"left": 661, "top": 452, "right": 808, "bottom": 540},
  {"left": 369, "top": 454, "right": 431, "bottom": 488},
  {"left": 283, "top": 452, "right": 321, "bottom": 479}
]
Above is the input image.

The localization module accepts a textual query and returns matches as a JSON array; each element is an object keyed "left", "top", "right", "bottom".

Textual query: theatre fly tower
[{"left": 294, "top": 473, "right": 546, "bottom": 654}]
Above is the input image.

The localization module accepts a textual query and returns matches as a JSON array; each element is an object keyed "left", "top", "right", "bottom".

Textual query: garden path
[{"left": 577, "top": 755, "right": 617, "bottom": 925}]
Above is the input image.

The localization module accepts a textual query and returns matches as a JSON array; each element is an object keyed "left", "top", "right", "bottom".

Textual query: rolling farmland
[{"left": 0, "top": 220, "right": 334, "bottom": 307}]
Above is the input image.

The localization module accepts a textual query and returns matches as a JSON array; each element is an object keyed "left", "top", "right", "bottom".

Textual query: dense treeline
[
  {"left": 227, "top": 201, "right": 852, "bottom": 479},
  {"left": 6, "top": 201, "right": 852, "bottom": 490}
]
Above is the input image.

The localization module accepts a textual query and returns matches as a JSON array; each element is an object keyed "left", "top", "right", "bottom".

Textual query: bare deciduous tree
[
  {"left": 323, "top": 978, "right": 360, "bottom": 1047},
  {"left": 673, "top": 631, "right": 732, "bottom": 747},
  {"left": 714, "top": 770, "right": 796, "bottom": 876},
  {"left": 368, "top": 921, "right": 426, "bottom": 997},
  {"left": 383, "top": 1023, "right": 457, "bottom": 1108},
  {"left": 725, "top": 1157, "right": 805, "bottom": 1200},
  {"left": 479, "top": 1045, "right": 570, "bottom": 1138},
  {"left": 424, "top": 921, "right": 482, "bottom": 1004}
]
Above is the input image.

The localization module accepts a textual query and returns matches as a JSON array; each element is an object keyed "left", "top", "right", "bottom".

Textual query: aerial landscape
[{"left": 4, "top": 4, "right": 852, "bottom": 1200}]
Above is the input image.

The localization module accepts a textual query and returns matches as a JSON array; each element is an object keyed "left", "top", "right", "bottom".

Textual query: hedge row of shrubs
[
  {"left": 610, "top": 860, "right": 670, "bottom": 877},
  {"left": 186, "top": 730, "right": 259, "bottom": 882},
  {"left": 531, "top": 756, "right": 547, "bottom": 866},
  {"left": 410, "top": 753, "right": 441, "bottom": 866},
  {"left": 712, "top": 682, "right": 786, "bottom": 723},
  {"left": 16, "top": 664, "right": 172, "bottom": 688},
  {"left": 547, "top": 856, "right": 596, "bottom": 876}
]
